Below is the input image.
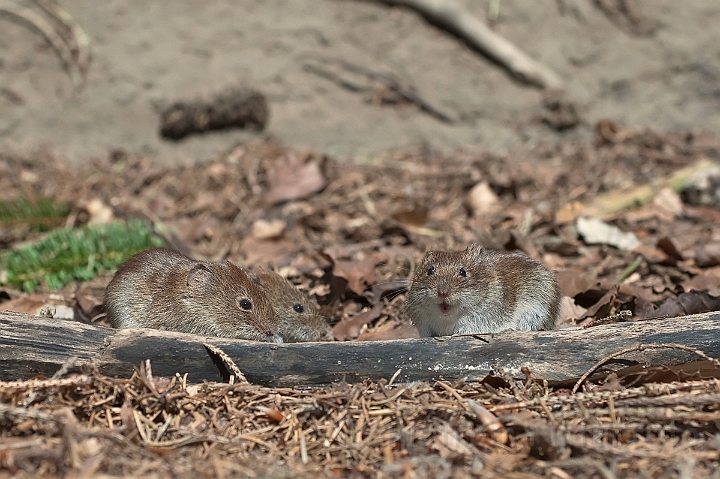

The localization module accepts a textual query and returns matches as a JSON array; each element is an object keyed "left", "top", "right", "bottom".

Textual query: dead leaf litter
[{"left": 2, "top": 124, "right": 720, "bottom": 476}]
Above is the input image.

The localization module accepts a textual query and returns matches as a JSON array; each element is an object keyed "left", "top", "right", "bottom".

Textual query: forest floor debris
[
  {"left": 1, "top": 361, "right": 719, "bottom": 478},
  {"left": 2, "top": 123, "right": 720, "bottom": 340},
  {"left": 2, "top": 123, "right": 720, "bottom": 476}
]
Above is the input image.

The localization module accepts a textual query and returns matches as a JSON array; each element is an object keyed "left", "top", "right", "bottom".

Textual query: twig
[
  {"left": 613, "top": 392, "right": 720, "bottom": 409},
  {"left": 388, "top": 368, "right": 403, "bottom": 386},
  {"left": 616, "top": 256, "right": 642, "bottom": 283},
  {"left": 0, "top": 375, "right": 93, "bottom": 392},
  {"left": 203, "top": 343, "right": 248, "bottom": 384},
  {"left": 0, "top": 0, "right": 81, "bottom": 86},
  {"left": 580, "top": 158, "right": 719, "bottom": 220},
  {"left": 304, "top": 55, "right": 455, "bottom": 123},
  {"left": 0, "top": 402, "right": 58, "bottom": 423},
  {"left": 361, "top": 0, "right": 564, "bottom": 89},
  {"left": 23, "top": 355, "right": 78, "bottom": 406},
  {"left": 582, "top": 310, "right": 632, "bottom": 329},
  {"left": 490, "top": 378, "right": 720, "bottom": 412},
  {"left": 467, "top": 398, "right": 508, "bottom": 443},
  {"left": 33, "top": 0, "right": 91, "bottom": 76},
  {"left": 572, "top": 343, "right": 720, "bottom": 393},
  {"left": 593, "top": 0, "right": 655, "bottom": 36},
  {"left": 434, "top": 380, "right": 470, "bottom": 411}
]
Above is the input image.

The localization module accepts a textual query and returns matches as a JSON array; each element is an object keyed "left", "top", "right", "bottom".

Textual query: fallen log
[{"left": 0, "top": 310, "right": 718, "bottom": 387}]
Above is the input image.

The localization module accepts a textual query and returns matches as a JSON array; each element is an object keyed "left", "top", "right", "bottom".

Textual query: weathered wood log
[{"left": 1, "top": 310, "right": 718, "bottom": 387}]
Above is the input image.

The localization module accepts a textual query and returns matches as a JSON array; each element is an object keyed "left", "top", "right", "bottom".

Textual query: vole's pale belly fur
[{"left": 412, "top": 283, "right": 555, "bottom": 336}]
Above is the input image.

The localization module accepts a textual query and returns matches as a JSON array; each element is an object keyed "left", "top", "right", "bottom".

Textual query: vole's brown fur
[
  {"left": 104, "top": 248, "right": 281, "bottom": 342},
  {"left": 406, "top": 243, "right": 560, "bottom": 337},
  {"left": 249, "top": 269, "right": 333, "bottom": 342}
]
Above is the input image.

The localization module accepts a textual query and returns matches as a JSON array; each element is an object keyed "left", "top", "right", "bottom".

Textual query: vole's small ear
[
  {"left": 466, "top": 243, "right": 484, "bottom": 260},
  {"left": 243, "top": 265, "right": 262, "bottom": 286},
  {"left": 187, "top": 264, "right": 214, "bottom": 296}
]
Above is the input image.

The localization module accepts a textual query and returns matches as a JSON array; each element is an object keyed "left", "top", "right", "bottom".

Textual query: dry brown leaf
[
  {"left": 652, "top": 187, "right": 683, "bottom": 217},
  {"left": 557, "top": 295, "right": 587, "bottom": 325},
  {"left": 251, "top": 219, "right": 286, "bottom": 240},
  {"left": 332, "top": 303, "right": 383, "bottom": 341},
  {"left": 356, "top": 321, "right": 419, "bottom": 341},
  {"left": 75, "top": 292, "right": 104, "bottom": 320},
  {"left": 633, "top": 296, "right": 656, "bottom": 319},
  {"left": 0, "top": 295, "right": 75, "bottom": 319},
  {"left": 467, "top": 181, "right": 500, "bottom": 217},
  {"left": 391, "top": 206, "right": 428, "bottom": 227},
  {"left": 675, "top": 291, "right": 720, "bottom": 315},
  {"left": 328, "top": 253, "right": 377, "bottom": 297},
  {"left": 694, "top": 243, "right": 720, "bottom": 268},
  {"left": 239, "top": 237, "right": 297, "bottom": 268},
  {"left": 684, "top": 205, "right": 720, "bottom": 223},
  {"left": 651, "top": 298, "right": 686, "bottom": 318},
  {"left": 187, "top": 191, "right": 218, "bottom": 214},
  {"left": 85, "top": 198, "right": 114, "bottom": 225},
  {"left": 577, "top": 285, "right": 618, "bottom": 323},
  {"left": 170, "top": 216, "right": 220, "bottom": 244},
  {"left": 554, "top": 201, "right": 584, "bottom": 224},
  {"left": 656, "top": 237, "right": 683, "bottom": 261},
  {"left": 555, "top": 270, "right": 596, "bottom": 297},
  {"left": 681, "top": 266, "right": 720, "bottom": 296},
  {"left": 649, "top": 291, "right": 720, "bottom": 319},
  {"left": 635, "top": 244, "right": 669, "bottom": 264},
  {"left": 262, "top": 154, "right": 326, "bottom": 206}
]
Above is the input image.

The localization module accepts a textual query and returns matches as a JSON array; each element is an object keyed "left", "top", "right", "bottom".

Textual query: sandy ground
[{"left": 1, "top": 0, "right": 720, "bottom": 165}]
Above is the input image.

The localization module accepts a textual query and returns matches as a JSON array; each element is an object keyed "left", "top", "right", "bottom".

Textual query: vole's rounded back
[
  {"left": 249, "top": 268, "right": 332, "bottom": 342},
  {"left": 105, "top": 248, "right": 281, "bottom": 342},
  {"left": 406, "top": 243, "right": 559, "bottom": 337}
]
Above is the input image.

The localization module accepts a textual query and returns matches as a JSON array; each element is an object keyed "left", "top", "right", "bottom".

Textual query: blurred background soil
[{"left": 1, "top": 0, "right": 720, "bottom": 164}]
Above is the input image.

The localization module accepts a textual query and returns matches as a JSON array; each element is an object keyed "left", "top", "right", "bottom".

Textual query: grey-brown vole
[
  {"left": 104, "top": 248, "right": 281, "bottom": 342},
  {"left": 406, "top": 243, "right": 560, "bottom": 337},
  {"left": 249, "top": 268, "right": 333, "bottom": 342}
]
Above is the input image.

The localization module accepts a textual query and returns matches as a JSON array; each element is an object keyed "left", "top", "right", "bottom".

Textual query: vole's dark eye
[
  {"left": 427, "top": 266, "right": 435, "bottom": 275},
  {"left": 293, "top": 303, "right": 304, "bottom": 313},
  {"left": 239, "top": 299, "right": 252, "bottom": 310},
  {"left": 459, "top": 268, "right": 467, "bottom": 277}
]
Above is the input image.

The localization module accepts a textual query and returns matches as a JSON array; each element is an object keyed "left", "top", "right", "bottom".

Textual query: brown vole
[
  {"left": 406, "top": 243, "right": 560, "bottom": 337},
  {"left": 104, "top": 248, "right": 281, "bottom": 342},
  {"left": 249, "top": 268, "right": 333, "bottom": 342}
]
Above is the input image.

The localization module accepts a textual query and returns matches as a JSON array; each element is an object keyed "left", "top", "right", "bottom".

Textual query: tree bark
[{"left": 1, "top": 310, "right": 718, "bottom": 387}]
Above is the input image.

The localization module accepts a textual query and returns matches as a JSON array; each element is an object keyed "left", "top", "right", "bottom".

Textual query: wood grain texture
[{"left": 0, "top": 310, "right": 718, "bottom": 386}]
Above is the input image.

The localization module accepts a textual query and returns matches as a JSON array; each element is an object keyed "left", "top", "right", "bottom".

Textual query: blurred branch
[
  {"left": 0, "top": 0, "right": 89, "bottom": 88},
  {"left": 360, "top": 0, "right": 564, "bottom": 90},
  {"left": 303, "top": 55, "right": 455, "bottom": 123},
  {"left": 583, "top": 158, "right": 719, "bottom": 219},
  {"left": 33, "top": 0, "right": 91, "bottom": 75}
]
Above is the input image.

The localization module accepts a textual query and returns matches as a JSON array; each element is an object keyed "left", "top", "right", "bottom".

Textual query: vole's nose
[{"left": 437, "top": 284, "right": 450, "bottom": 298}]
